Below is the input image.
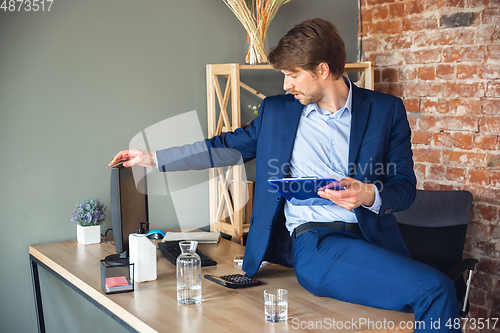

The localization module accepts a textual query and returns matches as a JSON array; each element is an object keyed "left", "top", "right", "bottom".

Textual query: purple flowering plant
[{"left": 71, "top": 196, "right": 107, "bottom": 226}]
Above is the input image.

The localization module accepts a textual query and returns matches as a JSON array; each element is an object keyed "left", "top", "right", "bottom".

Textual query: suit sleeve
[
  {"left": 376, "top": 98, "right": 417, "bottom": 216},
  {"left": 156, "top": 99, "right": 265, "bottom": 172}
]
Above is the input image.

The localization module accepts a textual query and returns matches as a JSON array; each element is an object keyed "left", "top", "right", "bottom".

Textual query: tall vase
[{"left": 245, "top": 32, "right": 268, "bottom": 65}]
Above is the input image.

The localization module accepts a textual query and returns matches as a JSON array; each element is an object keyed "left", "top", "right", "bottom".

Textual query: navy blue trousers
[{"left": 292, "top": 228, "right": 462, "bottom": 333}]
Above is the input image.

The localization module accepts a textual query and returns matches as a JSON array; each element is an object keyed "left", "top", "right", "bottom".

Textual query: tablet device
[{"left": 266, "top": 177, "right": 345, "bottom": 206}]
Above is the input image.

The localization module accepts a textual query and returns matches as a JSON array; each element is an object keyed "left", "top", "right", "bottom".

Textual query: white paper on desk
[{"left": 162, "top": 232, "right": 220, "bottom": 244}]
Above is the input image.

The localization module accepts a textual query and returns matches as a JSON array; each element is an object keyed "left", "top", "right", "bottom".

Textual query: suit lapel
[
  {"left": 348, "top": 85, "right": 371, "bottom": 176},
  {"left": 278, "top": 99, "right": 303, "bottom": 176}
]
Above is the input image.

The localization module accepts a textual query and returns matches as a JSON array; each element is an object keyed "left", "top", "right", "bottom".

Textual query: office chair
[{"left": 395, "top": 189, "right": 478, "bottom": 317}]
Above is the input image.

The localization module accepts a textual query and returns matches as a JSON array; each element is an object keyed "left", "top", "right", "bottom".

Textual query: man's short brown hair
[{"left": 268, "top": 18, "right": 346, "bottom": 79}]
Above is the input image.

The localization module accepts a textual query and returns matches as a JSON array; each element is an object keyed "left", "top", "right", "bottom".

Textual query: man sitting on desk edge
[{"left": 110, "top": 18, "right": 462, "bottom": 333}]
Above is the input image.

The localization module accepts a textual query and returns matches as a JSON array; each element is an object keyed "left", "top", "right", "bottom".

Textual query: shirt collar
[{"left": 304, "top": 76, "right": 352, "bottom": 118}]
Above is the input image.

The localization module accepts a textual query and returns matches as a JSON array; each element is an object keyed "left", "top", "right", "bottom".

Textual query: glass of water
[{"left": 264, "top": 288, "right": 288, "bottom": 322}]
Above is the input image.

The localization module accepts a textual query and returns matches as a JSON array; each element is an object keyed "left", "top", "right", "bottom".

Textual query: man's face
[{"left": 282, "top": 68, "right": 323, "bottom": 105}]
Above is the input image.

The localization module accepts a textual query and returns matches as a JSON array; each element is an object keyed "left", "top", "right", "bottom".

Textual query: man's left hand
[{"left": 317, "top": 177, "right": 375, "bottom": 210}]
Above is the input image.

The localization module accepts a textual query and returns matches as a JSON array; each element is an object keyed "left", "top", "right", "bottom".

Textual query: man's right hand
[{"left": 109, "top": 149, "right": 156, "bottom": 168}]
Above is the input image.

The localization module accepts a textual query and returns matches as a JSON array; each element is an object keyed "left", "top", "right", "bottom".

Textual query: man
[{"left": 110, "top": 18, "right": 461, "bottom": 332}]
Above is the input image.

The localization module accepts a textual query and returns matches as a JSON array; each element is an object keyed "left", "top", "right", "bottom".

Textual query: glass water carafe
[{"left": 176, "top": 241, "right": 202, "bottom": 305}]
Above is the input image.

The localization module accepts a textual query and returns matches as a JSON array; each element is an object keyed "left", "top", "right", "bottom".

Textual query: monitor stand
[{"left": 104, "top": 251, "right": 129, "bottom": 266}]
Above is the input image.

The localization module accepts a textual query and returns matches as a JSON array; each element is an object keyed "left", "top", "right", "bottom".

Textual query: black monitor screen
[{"left": 109, "top": 165, "right": 148, "bottom": 261}]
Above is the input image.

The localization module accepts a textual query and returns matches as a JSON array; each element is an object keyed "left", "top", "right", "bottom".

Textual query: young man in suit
[{"left": 110, "top": 18, "right": 461, "bottom": 332}]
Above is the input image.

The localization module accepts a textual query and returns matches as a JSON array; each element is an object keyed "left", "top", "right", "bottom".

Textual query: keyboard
[
  {"left": 204, "top": 274, "right": 262, "bottom": 289},
  {"left": 158, "top": 241, "right": 217, "bottom": 267}
]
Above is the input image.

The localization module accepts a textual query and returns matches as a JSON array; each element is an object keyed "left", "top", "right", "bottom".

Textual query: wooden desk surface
[{"left": 29, "top": 237, "right": 413, "bottom": 333}]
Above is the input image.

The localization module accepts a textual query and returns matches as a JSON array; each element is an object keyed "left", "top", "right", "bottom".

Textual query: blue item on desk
[{"left": 146, "top": 229, "right": 165, "bottom": 239}]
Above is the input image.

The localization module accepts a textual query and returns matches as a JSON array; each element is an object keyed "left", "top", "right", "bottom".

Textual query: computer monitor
[{"left": 106, "top": 165, "right": 148, "bottom": 263}]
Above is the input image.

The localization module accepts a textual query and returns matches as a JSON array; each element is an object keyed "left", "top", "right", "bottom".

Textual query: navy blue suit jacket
[{"left": 157, "top": 84, "right": 417, "bottom": 277}]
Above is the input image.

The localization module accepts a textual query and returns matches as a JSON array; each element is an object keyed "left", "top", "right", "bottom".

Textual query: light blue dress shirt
[{"left": 285, "top": 77, "right": 381, "bottom": 233}]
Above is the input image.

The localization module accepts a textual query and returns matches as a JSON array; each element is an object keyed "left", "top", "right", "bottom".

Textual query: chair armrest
[{"left": 446, "top": 258, "right": 479, "bottom": 282}]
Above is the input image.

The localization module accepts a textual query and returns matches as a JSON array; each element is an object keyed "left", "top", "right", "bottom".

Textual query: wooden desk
[{"left": 29, "top": 237, "right": 414, "bottom": 333}]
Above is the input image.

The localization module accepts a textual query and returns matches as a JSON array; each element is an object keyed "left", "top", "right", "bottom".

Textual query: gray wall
[{"left": 0, "top": 1, "right": 358, "bottom": 332}]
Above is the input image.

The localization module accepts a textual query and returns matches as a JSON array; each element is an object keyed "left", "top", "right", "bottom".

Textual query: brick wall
[{"left": 359, "top": 0, "right": 500, "bottom": 327}]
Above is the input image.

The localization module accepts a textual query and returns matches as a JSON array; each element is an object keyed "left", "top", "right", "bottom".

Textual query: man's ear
[{"left": 317, "top": 63, "right": 330, "bottom": 80}]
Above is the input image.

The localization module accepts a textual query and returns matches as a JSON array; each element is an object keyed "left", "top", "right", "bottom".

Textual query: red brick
[
  {"left": 400, "top": 66, "right": 417, "bottom": 81},
  {"left": 403, "top": 98, "right": 420, "bottom": 112},
  {"left": 422, "top": 181, "right": 441, "bottom": 191},
  {"left": 466, "top": 0, "right": 488, "bottom": 8},
  {"left": 366, "top": 0, "right": 395, "bottom": 5},
  {"left": 480, "top": 63, "right": 500, "bottom": 80},
  {"left": 436, "top": 64, "right": 455, "bottom": 80},
  {"left": 374, "top": 52, "right": 404, "bottom": 66},
  {"left": 483, "top": 8, "right": 500, "bottom": 24},
  {"left": 450, "top": 98, "right": 482, "bottom": 116},
  {"left": 433, "top": 132, "right": 453, "bottom": 147},
  {"left": 363, "top": 37, "right": 379, "bottom": 52},
  {"left": 475, "top": 203, "right": 499, "bottom": 222},
  {"left": 443, "top": 46, "right": 486, "bottom": 62},
  {"left": 475, "top": 25, "right": 500, "bottom": 44},
  {"left": 453, "top": 132, "right": 475, "bottom": 149},
  {"left": 405, "top": 0, "right": 425, "bottom": 15},
  {"left": 438, "top": 0, "right": 465, "bottom": 7},
  {"left": 376, "top": 83, "right": 404, "bottom": 97},
  {"left": 404, "top": 48, "right": 442, "bottom": 64},
  {"left": 381, "top": 67, "right": 399, "bottom": 82},
  {"left": 419, "top": 114, "right": 439, "bottom": 130},
  {"left": 491, "top": 170, "right": 500, "bottom": 187},
  {"left": 477, "top": 257, "right": 500, "bottom": 275},
  {"left": 457, "top": 64, "right": 479, "bottom": 80},
  {"left": 374, "top": 68, "right": 381, "bottom": 83},
  {"left": 402, "top": 14, "right": 438, "bottom": 31},
  {"left": 445, "top": 82, "right": 485, "bottom": 98},
  {"left": 428, "top": 164, "right": 446, "bottom": 180},
  {"left": 381, "top": 35, "right": 413, "bottom": 51},
  {"left": 474, "top": 134, "right": 498, "bottom": 150},
  {"left": 366, "top": 21, "right": 403, "bottom": 35},
  {"left": 438, "top": 100, "right": 451, "bottom": 115},
  {"left": 414, "top": 163, "right": 426, "bottom": 178},
  {"left": 407, "top": 81, "right": 445, "bottom": 98},
  {"left": 446, "top": 166, "right": 466, "bottom": 181},
  {"left": 482, "top": 98, "right": 500, "bottom": 115},
  {"left": 421, "top": 99, "right": 450, "bottom": 113},
  {"left": 407, "top": 113, "right": 418, "bottom": 128},
  {"left": 389, "top": 2, "right": 405, "bottom": 18},
  {"left": 442, "top": 151, "right": 486, "bottom": 167},
  {"left": 468, "top": 168, "right": 490, "bottom": 185},
  {"left": 412, "top": 131, "right": 432, "bottom": 144},
  {"left": 486, "top": 44, "right": 500, "bottom": 60},
  {"left": 466, "top": 184, "right": 500, "bottom": 204},
  {"left": 452, "top": 28, "right": 476, "bottom": 44},
  {"left": 486, "top": 153, "right": 500, "bottom": 169},
  {"left": 413, "top": 147, "right": 442, "bottom": 163},
  {"left": 480, "top": 117, "right": 500, "bottom": 133},
  {"left": 372, "top": 5, "right": 389, "bottom": 20},
  {"left": 420, "top": 115, "right": 478, "bottom": 131},
  {"left": 361, "top": 6, "right": 373, "bottom": 23},
  {"left": 417, "top": 66, "right": 436, "bottom": 80},
  {"left": 486, "top": 81, "right": 500, "bottom": 97}
]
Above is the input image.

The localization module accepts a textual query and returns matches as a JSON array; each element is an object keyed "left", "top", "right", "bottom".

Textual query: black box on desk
[{"left": 100, "top": 259, "right": 134, "bottom": 294}]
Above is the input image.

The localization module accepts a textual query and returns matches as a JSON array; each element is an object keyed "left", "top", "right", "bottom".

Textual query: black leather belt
[{"left": 293, "top": 221, "right": 362, "bottom": 239}]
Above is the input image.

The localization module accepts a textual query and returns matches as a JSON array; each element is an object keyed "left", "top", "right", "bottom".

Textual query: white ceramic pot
[{"left": 77, "top": 224, "right": 101, "bottom": 245}]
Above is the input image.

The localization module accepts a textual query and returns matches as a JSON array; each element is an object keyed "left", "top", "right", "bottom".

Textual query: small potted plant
[{"left": 72, "top": 196, "right": 106, "bottom": 245}]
